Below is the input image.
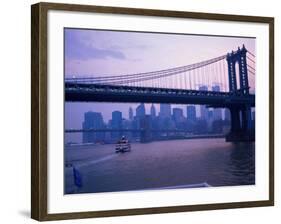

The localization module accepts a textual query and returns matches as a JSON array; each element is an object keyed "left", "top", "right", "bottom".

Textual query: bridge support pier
[
  {"left": 226, "top": 106, "right": 254, "bottom": 142},
  {"left": 241, "top": 106, "right": 252, "bottom": 132}
]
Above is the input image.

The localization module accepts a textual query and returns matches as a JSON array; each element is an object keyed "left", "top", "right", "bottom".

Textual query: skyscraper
[
  {"left": 140, "top": 115, "right": 153, "bottom": 143},
  {"left": 186, "top": 105, "right": 196, "bottom": 122},
  {"left": 82, "top": 111, "right": 105, "bottom": 143},
  {"left": 224, "top": 108, "right": 231, "bottom": 121},
  {"left": 207, "top": 110, "right": 214, "bottom": 132},
  {"left": 199, "top": 85, "right": 208, "bottom": 91},
  {"left": 212, "top": 85, "right": 220, "bottom": 92},
  {"left": 199, "top": 85, "right": 209, "bottom": 120},
  {"left": 112, "top": 111, "right": 122, "bottom": 128},
  {"left": 173, "top": 108, "right": 184, "bottom": 123},
  {"left": 212, "top": 85, "right": 222, "bottom": 120},
  {"left": 159, "top": 104, "right": 171, "bottom": 118},
  {"left": 129, "top": 107, "right": 133, "bottom": 120},
  {"left": 111, "top": 111, "right": 122, "bottom": 139},
  {"left": 150, "top": 104, "right": 156, "bottom": 118},
  {"left": 136, "top": 103, "right": 146, "bottom": 118}
]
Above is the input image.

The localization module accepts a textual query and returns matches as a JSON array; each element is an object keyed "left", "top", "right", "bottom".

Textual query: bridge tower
[
  {"left": 226, "top": 45, "right": 253, "bottom": 142},
  {"left": 226, "top": 44, "right": 250, "bottom": 95}
]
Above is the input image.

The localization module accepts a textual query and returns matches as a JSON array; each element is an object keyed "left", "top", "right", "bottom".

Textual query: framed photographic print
[{"left": 31, "top": 2, "right": 274, "bottom": 221}]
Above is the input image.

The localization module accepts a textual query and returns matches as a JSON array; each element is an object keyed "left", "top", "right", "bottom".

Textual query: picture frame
[{"left": 31, "top": 2, "right": 274, "bottom": 221}]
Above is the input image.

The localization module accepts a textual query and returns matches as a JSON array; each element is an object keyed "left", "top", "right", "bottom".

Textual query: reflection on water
[{"left": 64, "top": 138, "right": 255, "bottom": 194}]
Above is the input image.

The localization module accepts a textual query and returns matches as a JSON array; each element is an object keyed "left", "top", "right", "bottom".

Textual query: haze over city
[
  {"left": 64, "top": 28, "right": 256, "bottom": 194},
  {"left": 65, "top": 28, "right": 255, "bottom": 131}
]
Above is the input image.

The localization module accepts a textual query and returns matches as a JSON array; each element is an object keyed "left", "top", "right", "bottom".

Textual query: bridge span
[
  {"left": 65, "top": 45, "right": 256, "bottom": 142},
  {"left": 65, "top": 83, "right": 255, "bottom": 108}
]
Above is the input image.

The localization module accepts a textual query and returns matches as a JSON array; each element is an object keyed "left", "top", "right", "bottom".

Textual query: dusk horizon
[
  {"left": 64, "top": 27, "right": 255, "bottom": 194},
  {"left": 64, "top": 28, "right": 255, "bottom": 132}
]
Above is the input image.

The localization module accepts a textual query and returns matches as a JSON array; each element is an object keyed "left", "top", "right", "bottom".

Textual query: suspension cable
[{"left": 65, "top": 55, "right": 226, "bottom": 84}]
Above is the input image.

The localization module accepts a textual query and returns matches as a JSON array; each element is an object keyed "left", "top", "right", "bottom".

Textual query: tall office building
[
  {"left": 199, "top": 85, "right": 209, "bottom": 120},
  {"left": 186, "top": 105, "right": 196, "bottom": 122},
  {"left": 159, "top": 104, "right": 171, "bottom": 118},
  {"left": 207, "top": 110, "right": 214, "bottom": 132},
  {"left": 129, "top": 107, "right": 133, "bottom": 120},
  {"left": 150, "top": 104, "right": 156, "bottom": 118},
  {"left": 212, "top": 85, "right": 220, "bottom": 92},
  {"left": 224, "top": 108, "right": 231, "bottom": 121},
  {"left": 82, "top": 111, "right": 105, "bottom": 143},
  {"left": 136, "top": 103, "right": 146, "bottom": 118},
  {"left": 135, "top": 103, "right": 146, "bottom": 136},
  {"left": 112, "top": 111, "right": 122, "bottom": 128},
  {"left": 212, "top": 85, "right": 222, "bottom": 120},
  {"left": 173, "top": 108, "right": 184, "bottom": 123},
  {"left": 111, "top": 111, "right": 123, "bottom": 139},
  {"left": 139, "top": 115, "right": 153, "bottom": 142}
]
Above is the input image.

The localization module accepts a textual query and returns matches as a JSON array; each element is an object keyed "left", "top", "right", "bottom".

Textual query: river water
[{"left": 64, "top": 138, "right": 255, "bottom": 194}]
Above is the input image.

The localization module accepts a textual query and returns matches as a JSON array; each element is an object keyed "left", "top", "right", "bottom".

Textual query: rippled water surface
[{"left": 64, "top": 138, "right": 255, "bottom": 194}]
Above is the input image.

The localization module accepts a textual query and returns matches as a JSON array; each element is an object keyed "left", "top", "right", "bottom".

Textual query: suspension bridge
[{"left": 65, "top": 45, "right": 255, "bottom": 142}]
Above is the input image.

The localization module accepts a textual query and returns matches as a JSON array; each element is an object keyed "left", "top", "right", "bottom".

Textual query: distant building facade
[
  {"left": 129, "top": 107, "right": 133, "bottom": 120},
  {"left": 136, "top": 103, "right": 146, "bottom": 118},
  {"left": 199, "top": 85, "right": 209, "bottom": 120},
  {"left": 159, "top": 104, "right": 171, "bottom": 118},
  {"left": 150, "top": 104, "right": 156, "bottom": 118},
  {"left": 111, "top": 111, "right": 122, "bottom": 139},
  {"left": 224, "top": 108, "right": 231, "bottom": 121},
  {"left": 173, "top": 108, "right": 184, "bottom": 123},
  {"left": 82, "top": 111, "right": 105, "bottom": 143},
  {"left": 186, "top": 105, "right": 196, "bottom": 122},
  {"left": 212, "top": 85, "right": 223, "bottom": 121}
]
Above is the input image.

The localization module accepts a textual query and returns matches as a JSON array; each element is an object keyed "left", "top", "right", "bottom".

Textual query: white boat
[{"left": 115, "top": 137, "right": 131, "bottom": 153}]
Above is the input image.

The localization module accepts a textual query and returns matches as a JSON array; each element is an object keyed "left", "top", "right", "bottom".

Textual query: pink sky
[
  {"left": 65, "top": 28, "right": 255, "bottom": 78},
  {"left": 64, "top": 28, "right": 256, "bottom": 129}
]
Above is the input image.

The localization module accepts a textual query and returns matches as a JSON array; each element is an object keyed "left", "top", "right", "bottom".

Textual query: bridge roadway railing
[
  {"left": 65, "top": 82, "right": 255, "bottom": 106},
  {"left": 66, "top": 83, "right": 228, "bottom": 96}
]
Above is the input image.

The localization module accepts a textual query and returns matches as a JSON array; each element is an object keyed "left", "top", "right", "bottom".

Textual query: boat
[{"left": 115, "top": 136, "right": 131, "bottom": 153}]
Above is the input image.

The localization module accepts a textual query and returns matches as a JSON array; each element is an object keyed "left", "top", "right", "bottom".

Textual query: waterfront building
[
  {"left": 129, "top": 107, "right": 133, "bottom": 120},
  {"left": 82, "top": 111, "right": 105, "bottom": 143},
  {"left": 136, "top": 103, "right": 146, "bottom": 118},
  {"left": 172, "top": 108, "right": 184, "bottom": 124},
  {"left": 111, "top": 111, "right": 122, "bottom": 139},
  {"left": 150, "top": 104, "right": 156, "bottom": 118},
  {"left": 212, "top": 85, "right": 223, "bottom": 120},
  {"left": 186, "top": 105, "right": 196, "bottom": 122},
  {"left": 199, "top": 85, "right": 209, "bottom": 120},
  {"left": 159, "top": 103, "right": 171, "bottom": 118},
  {"left": 224, "top": 108, "right": 231, "bottom": 121}
]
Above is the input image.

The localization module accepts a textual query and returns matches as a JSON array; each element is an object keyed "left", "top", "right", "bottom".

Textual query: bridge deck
[{"left": 65, "top": 83, "right": 255, "bottom": 107}]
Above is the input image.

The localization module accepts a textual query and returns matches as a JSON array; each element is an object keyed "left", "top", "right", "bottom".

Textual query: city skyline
[
  {"left": 79, "top": 102, "right": 227, "bottom": 144},
  {"left": 65, "top": 101, "right": 228, "bottom": 129},
  {"left": 65, "top": 81, "right": 238, "bottom": 130},
  {"left": 75, "top": 102, "right": 255, "bottom": 144},
  {"left": 65, "top": 28, "right": 255, "bottom": 141},
  {"left": 63, "top": 27, "right": 256, "bottom": 195}
]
